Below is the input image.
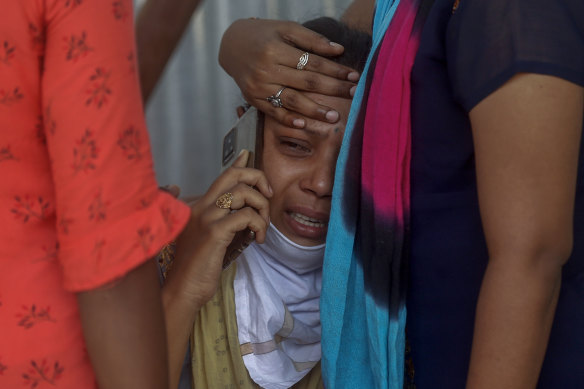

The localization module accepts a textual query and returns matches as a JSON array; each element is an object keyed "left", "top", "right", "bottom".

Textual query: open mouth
[
  {"left": 289, "top": 212, "right": 326, "bottom": 228},
  {"left": 283, "top": 208, "right": 330, "bottom": 244}
]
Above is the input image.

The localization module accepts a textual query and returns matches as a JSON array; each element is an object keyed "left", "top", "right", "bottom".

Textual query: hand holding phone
[{"left": 163, "top": 155, "right": 270, "bottom": 318}]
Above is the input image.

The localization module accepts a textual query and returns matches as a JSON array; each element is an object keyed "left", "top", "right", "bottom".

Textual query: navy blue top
[{"left": 408, "top": 0, "right": 584, "bottom": 387}]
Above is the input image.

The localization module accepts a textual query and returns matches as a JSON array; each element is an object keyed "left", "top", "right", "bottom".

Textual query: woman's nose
[{"left": 300, "top": 158, "right": 335, "bottom": 198}]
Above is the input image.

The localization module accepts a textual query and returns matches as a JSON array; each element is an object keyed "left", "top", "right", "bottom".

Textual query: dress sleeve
[
  {"left": 41, "top": 0, "right": 190, "bottom": 292},
  {"left": 446, "top": 0, "right": 584, "bottom": 111}
]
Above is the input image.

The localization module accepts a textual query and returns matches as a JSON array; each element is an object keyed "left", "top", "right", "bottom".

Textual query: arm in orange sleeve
[{"left": 41, "top": 0, "right": 190, "bottom": 387}]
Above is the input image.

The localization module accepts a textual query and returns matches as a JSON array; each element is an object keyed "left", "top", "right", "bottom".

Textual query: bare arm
[
  {"left": 467, "top": 73, "right": 583, "bottom": 388},
  {"left": 77, "top": 260, "right": 168, "bottom": 389},
  {"left": 136, "top": 0, "right": 204, "bottom": 104},
  {"left": 341, "top": 0, "right": 375, "bottom": 33},
  {"left": 162, "top": 235, "right": 206, "bottom": 389}
]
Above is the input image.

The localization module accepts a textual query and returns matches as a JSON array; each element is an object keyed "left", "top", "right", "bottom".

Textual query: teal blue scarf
[{"left": 321, "top": 0, "right": 431, "bottom": 387}]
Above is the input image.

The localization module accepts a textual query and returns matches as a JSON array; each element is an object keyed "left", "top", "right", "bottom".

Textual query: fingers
[
  {"left": 278, "top": 20, "right": 345, "bottom": 57},
  {"left": 223, "top": 182, "right": 270, "bottom": 225},
  {"left": 197, "top": 189, "right": 269, "bottom": 252},
  {"left": 200, "top": 157, "right": 272, "bottom": 231},
  {"left": 274, "top": 84, "right": 345, "bottom": 116},
  {"left": 272, "top": 63, "right": 357, "bottom": 98},
  {"left": 250, "top": 98, "right": 308, "bottom": 129},
  {"left": 267, "top": 42, "right": 358, "bottom": 92},
  {"left": 302, "top": 54, "right": 360, "bottom": 83},
  {"left": 281, "top": 49, "right": 360, "bottom": 83},
  {"left": 206, "top": 183, "right": 269, "bottom": 229},
  {"left": 208, "top": 164, "right": 272, "bottom": 203},
  {"left": 251, "top": 95, "right": 332, "bottom": 129},
  {"left": 243, "top": 62, "right": 355, "bottom": 115},
  {"left": 253, "top": 81, "right": 352, "bottom": 128},
  {"left": 246, "top": 49, "right": 357, "bottom": 127},
  {"left": 272, "top": 21, "right": 360, "bottom": 81},
  {"left": 213, "top": 207, "right": 269, "bottom": 244}
]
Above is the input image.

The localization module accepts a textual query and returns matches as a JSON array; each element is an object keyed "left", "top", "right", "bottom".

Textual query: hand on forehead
[{"left": 303, "top": 92, "right": 351, "bottom": 135}]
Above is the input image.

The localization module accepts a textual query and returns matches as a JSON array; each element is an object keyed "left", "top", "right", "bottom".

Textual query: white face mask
[
  {"left": 257, "top": 223, "right": 325, "bottom": 275},
  {"left": 233, "top": 223, "right": 324, "bottom": 389}
]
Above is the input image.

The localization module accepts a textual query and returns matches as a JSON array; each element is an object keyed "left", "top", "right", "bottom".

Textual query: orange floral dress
[{"left": 0, "top": 0, "right": 190, "bottom": 387}]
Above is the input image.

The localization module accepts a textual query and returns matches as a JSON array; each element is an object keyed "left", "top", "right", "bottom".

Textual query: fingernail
[
  {"left": 268, "top": 184, "right": 274, "bottom": 195},
  {"left": 293, "top": 118, "right": 305, "bottom": 128},
  {"left": 350, "top": 85, "right": 357, "bottom": 97},
  {"left": 329, "top": 41, "right": 343, "bottom": 49},
  {"left": 325, "top": 110, "right": 339, "bottom": 122},
  {"left": 237, "top": 149, "right": 247, "bottom": 158},
  {"left": 347, "top": 72, "right": 360, "bottom": 82}
]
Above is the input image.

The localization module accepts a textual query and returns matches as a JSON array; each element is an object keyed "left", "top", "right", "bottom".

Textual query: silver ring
[
  {"left": 296, "top": 52, "right": 309, "bottom": 70},
  {"left": 266, "top": 87, "right": 287, "bottom": 108}
]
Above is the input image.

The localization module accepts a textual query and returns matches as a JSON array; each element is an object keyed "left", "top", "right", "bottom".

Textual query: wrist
[{"left": 162, "top": 271, "right": 206, "bottom": 317}]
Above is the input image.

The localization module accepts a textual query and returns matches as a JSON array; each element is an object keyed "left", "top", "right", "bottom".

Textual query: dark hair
[{"left": 301, "top": 17, "right": 371, "bottom": 73}]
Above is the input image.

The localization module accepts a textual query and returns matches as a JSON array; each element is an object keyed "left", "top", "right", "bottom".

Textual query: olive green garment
[{"left": 191, "top": 263, "right": 324, "bottom": 389}]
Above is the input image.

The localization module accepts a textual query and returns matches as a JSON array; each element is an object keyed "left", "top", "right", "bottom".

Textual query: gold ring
[{"left": 215, "top": 192, "right": 233, "bottom": 209}]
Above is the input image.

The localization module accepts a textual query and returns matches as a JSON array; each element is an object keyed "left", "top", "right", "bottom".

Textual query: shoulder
[
  {"left": 446, "top": 0, "right": 584, "bottom": 110},
  {"left": 450, "top": 0, "right": 584, "bottom": 47}
]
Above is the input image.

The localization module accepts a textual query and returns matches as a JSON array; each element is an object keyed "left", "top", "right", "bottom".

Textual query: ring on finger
[
  {"left": 266, "top": 87, "right": 287, "bottom": 108},
  {"left": 296, "top": 52, "right": 309, "bottom": 70},
  {"left": 215, "top": 192, "right": 233, "bottom": 209}
]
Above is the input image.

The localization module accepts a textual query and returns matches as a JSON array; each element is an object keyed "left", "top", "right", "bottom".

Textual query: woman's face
[{"left": 261, "top": 94, "right": 351, "bottom": 246}]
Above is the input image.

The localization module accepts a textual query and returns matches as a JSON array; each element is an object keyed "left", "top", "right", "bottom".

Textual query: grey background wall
[{"left": 135, "top": 0, "right": 353, "bottom": 196}]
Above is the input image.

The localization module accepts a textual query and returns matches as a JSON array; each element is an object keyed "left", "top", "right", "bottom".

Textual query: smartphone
[
  {"left": 220, "top": 107, "right": 264, "bottom": 269},
  {"left": 221, "top": 106, "right": 263, "bottom": 171}
]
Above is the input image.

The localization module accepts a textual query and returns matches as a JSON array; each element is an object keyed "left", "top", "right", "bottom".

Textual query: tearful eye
[{"left": 281, "top": 140, "right": 311, "bottom": 154}]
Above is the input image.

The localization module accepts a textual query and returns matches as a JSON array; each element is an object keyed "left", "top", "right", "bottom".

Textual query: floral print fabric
[{"left": 0, "top": 0, "right": 190, "bottom": 387}]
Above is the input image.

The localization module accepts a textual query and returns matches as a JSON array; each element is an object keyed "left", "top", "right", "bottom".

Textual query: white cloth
[{"left": 234, "top": 223, "right": 324, "bottom": 389}]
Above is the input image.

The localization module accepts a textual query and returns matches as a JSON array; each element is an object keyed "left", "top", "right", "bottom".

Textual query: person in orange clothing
[
  {"left": 0, "top": 1, "right": 272, "bottom": 388},
  {"left": 0, "top": 0, "right": 185, "bottom": 387}
]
